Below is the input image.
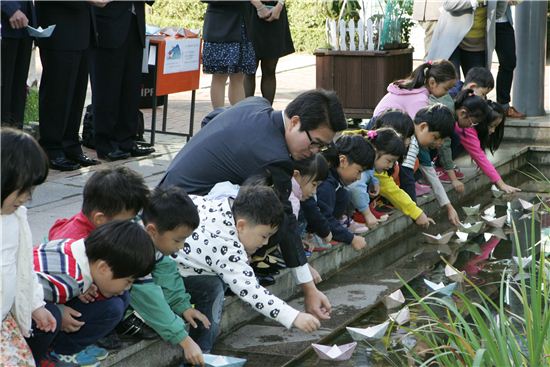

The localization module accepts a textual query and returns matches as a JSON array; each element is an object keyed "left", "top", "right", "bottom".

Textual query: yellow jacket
[{"left": 375, "top": 171, "right": 423, "bottom": 220}]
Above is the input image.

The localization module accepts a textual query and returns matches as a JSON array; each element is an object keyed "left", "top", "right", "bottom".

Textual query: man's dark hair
[
  {"left": 285, "top": 89, "right": 347, "bottom": 133},
  {"left": 232, "top": 184, "right": 283, "bottom": 228},
  {"left": 464, "top": 67, "right": 494, "bottom": 89},
  {"left": 414, "top": 104, "right": 455, "bottom": 139},
  {"left": 1, "top": 128, "right": 49, "bottom": 204},
  {"left": 322, "top": 135, "right": 375, "bottom": 170},
  {"left": 82, "top": 167, "right": 149, "bottom": 217},
  {"left": 85, "top": 221, "right": 155, "bottom": 279},
  {"left": 141, "top": 186, "right": 200, "bottom": 233},
  {"left": 374, "top": 109, "right": 415, "bottom": 139}
]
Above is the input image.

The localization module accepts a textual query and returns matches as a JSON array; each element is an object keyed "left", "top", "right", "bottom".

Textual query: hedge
[{"left": 146, "top": 0, "right": 328, "bottom": 53}]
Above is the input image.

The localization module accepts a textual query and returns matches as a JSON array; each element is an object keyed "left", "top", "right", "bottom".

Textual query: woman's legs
[
  {"left": 210, "top": 74, "right": 229, "bottom": 109},
  {"left": 244, "top": 60, "right": 259, "bottom": 98},
  {"left": 228, "top": 73, "right": 245, "bottom": 105},
  {"left": 259, "top": 58, "right": 279, "bottom": 105}
]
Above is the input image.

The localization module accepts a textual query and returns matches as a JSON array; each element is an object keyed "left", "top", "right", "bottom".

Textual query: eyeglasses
[{"left": 305, "top": 130, "right": 331, "bottom": 152}]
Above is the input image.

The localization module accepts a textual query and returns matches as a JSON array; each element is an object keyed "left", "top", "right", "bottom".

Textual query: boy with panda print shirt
[{"left": 173, "top": 184, "right": 320, "bottom": 352}]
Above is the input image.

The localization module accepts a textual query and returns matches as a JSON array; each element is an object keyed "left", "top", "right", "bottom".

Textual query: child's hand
[
  {"left": 183, "top": 308, "right": 211, "bottom": 330},
  {"left": 368, "top": 183, "right": 380, "bottom": 198},
  {"left": 323, "top": 232, "right": 333, "bottom": 244},
  {"left": 78, "top": 284, "right": 98, "bottom": 303},
  {"left": 451, "top": 179, "right": 465, "bottom": 193},
  {"left": 61, "top": 306, "right": 85, "bottom": 333},
  {"left": 351, "top": 235, "right": 367, "bottom": 251},
  {"left": 415, "top": 213, "right": 435, "bottom": 228},
  {"left": 180, "top": 336, "right": 204, "bottom": 366},
  {"left": 32, "top": 306, "right": 57, "bottom": 332},
  {"left": 446, "top": 204, "right": 460, "bottom": 226},
  {"left": 308, "top": 264, "right": 322, "bottom": 284},
  {"left": 293, "top": 312, "right": 321, "bottom": 332},
  {"left": 497, "top": 181, "right": 521, "bottom": 194},
  {"left": 364, "top": 212, "right": 379, "bottom": 228}
]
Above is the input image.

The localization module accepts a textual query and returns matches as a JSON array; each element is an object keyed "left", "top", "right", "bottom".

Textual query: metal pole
[{"left": 512, "top": 0, "right": 547, "bottom": 116}]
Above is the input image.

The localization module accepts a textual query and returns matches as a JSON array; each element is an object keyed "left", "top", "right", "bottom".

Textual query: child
[
  {"left": 49, "top": 166, "right": 149, "bottom": 240},
  {"left": 173, "top": 182, "right": 321, "bottom": 352},
  {"left": 373, "top": 59, "right": 457, "bottom": 120},
  {"left": 449, "top": 66, "right": 494, "bottom": 99},
  {"left": 302, "top": 135, "right": 375, "bottom": 251},
  {"left": 453, "top": 96, "right": 520, "bottom": 193},
  {"left": 118, "top": 187, "right": 209, "bottom": 367},
  {"left": 1, "top": 128, "right": 58, "bottom": 366},
  {"left": 33, "top": 221, "right": 156, "bottom": 365}
]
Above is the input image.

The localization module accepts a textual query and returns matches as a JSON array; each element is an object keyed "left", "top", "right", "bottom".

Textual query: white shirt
[{"left": 1, "top": 214, "right": 19, "bottom": 320}]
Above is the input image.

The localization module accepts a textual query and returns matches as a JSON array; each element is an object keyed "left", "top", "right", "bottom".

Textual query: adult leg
[
  {"left": 495, "top": 21, "right": 516, "bottom": 108},
  {"left": 1, "top": 38, "right": 18, "bottom": 125},
  {"left": 52, "top": 293, "right": 130, "bottom": 355},
  {"left": 210, "top": 74, "right": 228, "bottom": 108},
  {"left": 459, "top": 49, "right": 486, "bottom": 78},
  {"left": 228, "top": 73, "right": 245, "bottom": 105},
  {"left": 25, "top": 303, "right": 62, "bottom": 364},
  {"left": 421, "top": 20, "right": 437, "bottom": 60},
  {"left": 244, "top": 59, "right": 259, "bottom": 98},
  {"left": 448, "top": 47, "right": 462, "bottom": 80},
  {"left": 10, "top": 36, "right": 32, "bottom": 128},
  {"left": 259, "top": 58, "right": 279, "bottom": 105},
  {"left": 182, "top": 275, "right": 226, "bottom": 353}
]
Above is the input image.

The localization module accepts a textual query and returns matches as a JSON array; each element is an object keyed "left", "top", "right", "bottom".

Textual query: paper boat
[
  {"left": 346, "top": 321, "right": 390, "bottom": 341},
  {"left": 422, "top": 231, "right": 455, "bottom": 245},
  {"left": 27, "top": 24, "right": 56, "bottom": 38},
  {"left": 518, "top": 198, "right": 541, "bottom": 212},
  {"left": 389, "top": 306, "right": 410, "bottom": 325},
  {"left": 455, "top": 231, "right": 469, "bottom": 243},
  {"left": 491, "top": 185, "right": 504, "bottom": 198},
  {"left": 458, "top": 221, "right": 484, "bottom": 233},
  {"left": 462, "top": 204, "right": 481, "bottom": 216},
  {"left": 203, "top": 354, "right": 247, "bottom": 367},
  {"left": 484, "top": 206, "right": 496, "bottom": 217},
  {"left": 383, "top": 289, "right": 405, "bottom": 309},
  {"left": 312, "top": 342, "right": 357, "bottom": 361},
  {"left": 481, "top": 215, "right": 507, "bottom": 228},
  {"left": 512, "top": 256, "right": 533, "bottom": 269},
  {"left": 445, "top": 264, "right": 465, "bottom": 282},
  {"left": 424, "top": 279, "right": 457, "bottom": 297}
]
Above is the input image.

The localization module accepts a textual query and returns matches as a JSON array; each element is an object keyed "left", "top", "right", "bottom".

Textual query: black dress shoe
[
  {"left": 257, "top": 275, "right": 276, "bottom": 287},
  {"left": 116, "top": 312, "right": 158, "bottom": 340},
  {"left": 123, "top": 145, "right": 155, "bottom": 157},
  {"left": 66, "top": 153, "right": 100, "bottom": 166},
  {"left": 97, "top": 149, "right": 130, "bottom": 161},
  {"left": 50, "top": 157, "right": 81, "bottom": 171}
]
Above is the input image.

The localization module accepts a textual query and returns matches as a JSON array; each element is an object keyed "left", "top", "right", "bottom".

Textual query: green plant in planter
[
  {"left": 322, "top": 0, "right": 362, "bottom": 21},
  {"left": 379, "top": 0, "right": 413, "bottom": 49}
]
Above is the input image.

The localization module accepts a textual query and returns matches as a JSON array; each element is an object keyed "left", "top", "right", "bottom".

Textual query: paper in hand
[{"left": 27, "top": 25, "right": 56, "bottom": 38}]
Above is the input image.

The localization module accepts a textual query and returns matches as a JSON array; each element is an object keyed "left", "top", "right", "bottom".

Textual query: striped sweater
[{"left": 33, "top": 238, "right": 93, "bottom": 304}]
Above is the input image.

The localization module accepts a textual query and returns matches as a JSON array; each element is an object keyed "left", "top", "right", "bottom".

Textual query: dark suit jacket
[
  {"left": 1, "top": 0, "right": 35, "bottom": 38},
  {"left": 93, "top": 1, "right": 148, "bottom": 49},
  {"left": 202, "top": 1, "right": 250, "bottom": 43},
  {"left": 35, "top": 1, "right": 94, "bottom": 51}
]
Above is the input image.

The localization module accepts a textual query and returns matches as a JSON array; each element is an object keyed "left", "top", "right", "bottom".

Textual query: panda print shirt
[{"left": 172, "top": 195, "right": 300, "bottom": 329}]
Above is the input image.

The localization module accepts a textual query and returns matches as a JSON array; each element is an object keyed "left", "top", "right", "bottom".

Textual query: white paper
[
  {"left": 326, "top": 345, "right": 342, "bottom": 359},
  {"left": 164, "top": 38, "right": 200, "bottom": 74},
  {"left": 145, "top": 25, "right": 161, "bottom": 35},
  {"left": 211, "top": 356, "right": 228, "bottom": 367},
  {"left": 27, "top": 24, "right": 55, "bottom": 38},
  {"left": 148, "top": 45, "right": 157, "bottom": 66}
]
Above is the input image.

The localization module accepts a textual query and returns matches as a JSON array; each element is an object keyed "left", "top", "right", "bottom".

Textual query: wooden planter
[{"left": 314, "top": 48, "right": 413, "bottom": 118}]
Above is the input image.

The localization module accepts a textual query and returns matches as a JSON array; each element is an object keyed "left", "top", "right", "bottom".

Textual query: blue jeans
[
  {"left": 52, "top": 292, "right": 130, "bottom": 355},
  {"left": 182, "top": 275, "right": 227, "bottom": 353}
]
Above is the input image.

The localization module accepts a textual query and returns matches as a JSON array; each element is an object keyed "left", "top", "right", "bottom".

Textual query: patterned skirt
[
  {"left": 0, "top": 314, "right": 36, "bottom": 366},
  {"left": 202, "top": 23, "right": 257, "bottom": 75}
]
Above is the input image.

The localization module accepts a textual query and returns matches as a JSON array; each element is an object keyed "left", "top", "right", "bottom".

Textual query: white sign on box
[{"left": 163, "top": 38, "right": 201, "bottom": 74}]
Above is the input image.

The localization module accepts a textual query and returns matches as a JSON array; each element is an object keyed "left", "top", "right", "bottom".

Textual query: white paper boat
[
  {"left": 462, "top": 204, "right": 481, "bottom": 216},
  {"left": 27, "top": 24, "right": 56, "bottom": 38},
  {"left": 445, "top": 264, "right": 465, "bottom": 282},
  {"left": 458, "top": 221, "right": 484, "bottom": 234},
  {"left": 346, "top": 321, "right": 390, "bottom": 341},
  {"left": 455, "top": 231, "right": 469, "bottom": 243},
  {"left": 389, "top": 306, "right": 410, "bottom": 325},
  {"left": 481, "top": 215, "right": 507, "bottom": 228},
  {"left": 312, "top": 342, "right": 357, "bottom": 361},
  {"left": 145, "top": 25, "right": 161, "bottom": 35},
  {"left": 383, "top": 289, "right": 405, "bottom": 309},
  {"left": 491, "top": 185, "right": 504, "bottom": 198},
  {"left": 518, "top": 198, "right": 541, "bottom": 212},
  {"left": 484, "top": 206, "right": 496, "bottom": 217},
  {"left": 422, "top": 231, "right": 455, "bottom": 245},
  {"left": 424, "top": 279, "right": 457, "bottom": 297},
  {"left": 512, "top": 256, "right": 533, "bottom": 269},
  {"left": 203, "top": 354, "right": 247, "bottom": 367}
]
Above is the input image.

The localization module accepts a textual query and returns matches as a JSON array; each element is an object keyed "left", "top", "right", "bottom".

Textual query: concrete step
[{"left": 503, "top": 115, "right": 550, "bottom": 143}]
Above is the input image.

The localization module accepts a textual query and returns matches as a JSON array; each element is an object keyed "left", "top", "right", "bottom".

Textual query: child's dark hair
[
  {"left": 414, "top": 104, "right": 455, "bottom": 138},
  {"left": 85, "top": 220, "right": 155, "bottom": 279},
  {"left": 142, "top": 186, "right": 200, "bottom": 233},
  {"left": 369, "top": 128, "right": 407, "bottom": 159},
  {"left": 285, "top": 89, "right": 348, "bottom": 133},
  {"left": 464, "top": 67, "right": 494, "bottom": 89},
  {"left": 1, "top": 128, "right": 49, "bottom": 204},
  {"left": 477, "top": 100, "right": 505, "bottom": 154},
  {"left": 322, "top": 135, "right": 375, "bottom": 169},
  {"left": 373, "top": 109, "right": 414, "bottom": 139},
  {"left": 82, "top": 167, "right": 149, "bottom": 217},
  {"left": 232, "top": 184, "right": 284, "bottom": 228},
  {"left": 293, "top": 154, "right": 329, "bottom": 183},
  {"left": 454, "top": 89, "right": 490, "bottom": 122},
  {"left": 394, "top": 59, "right": 456, "bottom": 90}
]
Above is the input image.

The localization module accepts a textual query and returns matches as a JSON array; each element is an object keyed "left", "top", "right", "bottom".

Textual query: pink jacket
[
  {"left": 289, "top": 178, "right": 303, "bottom": 219},
  {"left": 373, "top": 83, "right": 429, "bottom": 119},
  {"left": 455, "top": 124, "right": 501, "bottom": 183}
]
